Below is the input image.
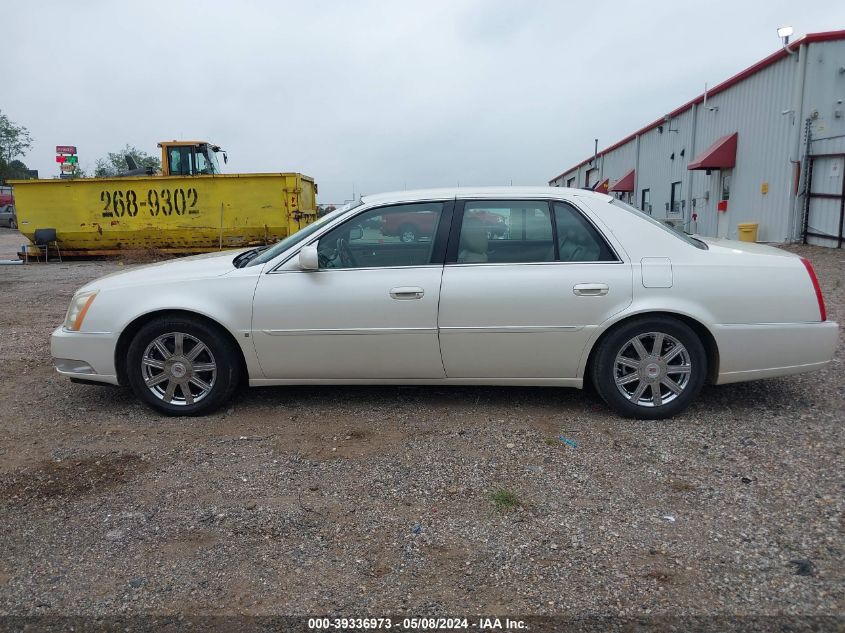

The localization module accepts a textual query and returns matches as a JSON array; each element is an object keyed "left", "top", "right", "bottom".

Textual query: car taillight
[{"left": 800, "top": 257, "right": 826, "bottom": 322}]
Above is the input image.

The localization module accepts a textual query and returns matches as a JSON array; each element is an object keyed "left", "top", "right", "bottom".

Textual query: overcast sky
[{"left": 4, "top": 1, "right": 844, "bottom": 202}]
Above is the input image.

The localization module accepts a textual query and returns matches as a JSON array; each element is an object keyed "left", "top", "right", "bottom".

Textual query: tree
[
  {"left": 94, "top": 144, "right": 161, "bottom": 177},
  {"left": 0, "top": 111, "right": 34, "bottom": 183},
  {"left": 0, "top": 110, "right": 32, "bottom": 164},
  {"left": 0, "top": 158, "right": 32, "bottom": 180}
]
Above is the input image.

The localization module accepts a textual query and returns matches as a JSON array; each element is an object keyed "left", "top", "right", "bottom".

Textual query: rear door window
[{"left": 456, "top": 201, "right": 554, "bottom": 264}]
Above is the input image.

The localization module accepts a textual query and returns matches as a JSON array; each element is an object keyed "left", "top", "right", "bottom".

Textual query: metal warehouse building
[{"left": 549, "top": 29, "right": 845, "bottom": 247}]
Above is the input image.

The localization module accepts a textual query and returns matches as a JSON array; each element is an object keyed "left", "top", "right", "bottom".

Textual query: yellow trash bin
[{"left": 737, "top": 222, "right": 759, "bottom": 243}]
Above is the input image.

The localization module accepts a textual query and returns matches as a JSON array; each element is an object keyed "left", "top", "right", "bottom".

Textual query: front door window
[{"left": 317, "top": 202, "right": 445, "bottom": 269}]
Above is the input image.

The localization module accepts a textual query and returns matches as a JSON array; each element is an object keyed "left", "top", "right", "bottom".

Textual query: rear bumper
[
  {"left": 50, "top": 326, "right": 120, "bottom": 386},
  {"left": 714, "top": 321, "right": 839, "bottom": 385}
]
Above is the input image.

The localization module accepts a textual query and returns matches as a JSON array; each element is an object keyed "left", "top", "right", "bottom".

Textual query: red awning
[
  {"left": 592, "top": 178, "right": 610, "bottom": 194},
  {"left": 609, "top": 169, "right": 635, "bottom": 192},
  {"left": 687, "top": 133, "right": 738, "bottom": 170}
]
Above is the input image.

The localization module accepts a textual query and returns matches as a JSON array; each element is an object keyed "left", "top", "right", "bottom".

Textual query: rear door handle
[
  {"left": 390, "top": 286, "right": 425, "bottom": 300},
  {"left": 573, "top": 283, "right": 609, "bottom": 296}
]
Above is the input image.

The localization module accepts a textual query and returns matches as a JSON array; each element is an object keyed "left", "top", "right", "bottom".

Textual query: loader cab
[{"left": 158, "top": 141, "right": 227, "bottom": 177}]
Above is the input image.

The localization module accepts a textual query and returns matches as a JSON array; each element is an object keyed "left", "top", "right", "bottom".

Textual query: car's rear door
[{"left": 437, "top": 198, "right": 633, "bottom": 379}]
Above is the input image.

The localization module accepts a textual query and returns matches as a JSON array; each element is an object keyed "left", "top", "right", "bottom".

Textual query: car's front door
[
  {"left": 437, "top": 199, "right": 633, "bottom": 379},
  {"left": 251, "top": 201, "right": 452, "bottom": 379}
]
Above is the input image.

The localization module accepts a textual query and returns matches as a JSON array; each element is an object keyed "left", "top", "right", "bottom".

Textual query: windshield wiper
[{"left": 233, "top": 246, "right": 268, "bottom": 268}]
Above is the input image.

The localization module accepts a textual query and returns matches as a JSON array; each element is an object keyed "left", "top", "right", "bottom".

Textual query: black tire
[
  {"left": 398, "top": 224, "right": 418, "bottom": 243},
  {"left": 9, "top": 218, "right": 17, "bottom": 230},
  {"left": 590, "top": 316, "right": 706, "bottom": 420},
  {"left": 126, "top": 316, "right": 241, "bottom": 416}
]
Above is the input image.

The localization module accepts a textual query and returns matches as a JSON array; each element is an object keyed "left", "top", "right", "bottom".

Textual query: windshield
[
  {"left": 609, "top": 199, "right": 707, "bottom": 250},
  {"left": 196, "top": 146, "right": 220, "bottom": 174},
  {"left": 246, "top": 201, "right": 364, "bottom": 267}
]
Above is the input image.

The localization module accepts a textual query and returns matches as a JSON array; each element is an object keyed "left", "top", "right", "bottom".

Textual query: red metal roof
[
  {"left": 549, "top": 30, "right": 845, "bottom": 183},
  {"left": 687, "top": 133, "right": 738, "bottom": 170},
  {"left": 593, "top": 178, "right": 610, "bottom": 193},
  {"left": 609, "top": 169, "right": 635, "bottom": 192}
]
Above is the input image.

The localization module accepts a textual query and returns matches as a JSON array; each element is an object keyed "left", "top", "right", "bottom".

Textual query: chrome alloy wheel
[
  {"left": 140, "top": 332, "right": 217, "bottom": 406},
  {"left": 613, "top": 331, "right": 691, "bottom": 408}
]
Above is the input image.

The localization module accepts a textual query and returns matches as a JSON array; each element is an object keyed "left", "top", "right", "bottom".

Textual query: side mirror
[
  {"left": 298, "top": 244, "right": 319, "bottom": 271},
  {"left": 349, "top": 225, "right": 364, "bottom": 240}
]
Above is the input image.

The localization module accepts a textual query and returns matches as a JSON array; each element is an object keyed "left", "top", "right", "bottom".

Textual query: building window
[
  {"left": 669, "top": 181, "right": 682, "bottom": 215},
  {"left": 566, "top": 177, "right": 575, "bottom": 188},
  {"left": 585, "top": 168, "right": 598, "bottom": 188},
  {"left": 640, "top": 188, "right": 651, "bottom": 215}
]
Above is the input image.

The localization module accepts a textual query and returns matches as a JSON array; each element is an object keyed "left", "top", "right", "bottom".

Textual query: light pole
[{"left": 778, "top": 26, "right": 795, "bottom": 55}]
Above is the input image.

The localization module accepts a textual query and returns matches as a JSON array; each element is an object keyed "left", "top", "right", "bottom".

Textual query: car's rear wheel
[
  {"left": 9, "top": 218, "right": 17, "bottom": 230},
  {"left": 591, "top": 317, "right": 706, "bottom": 419},
  {"left": 126, "top": 316, "right": 240, "bottom": 416}
]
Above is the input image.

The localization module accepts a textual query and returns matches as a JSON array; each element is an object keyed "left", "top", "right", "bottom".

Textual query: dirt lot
[{"left": 0, "top": 227, "right": 842, "bottom": 623}]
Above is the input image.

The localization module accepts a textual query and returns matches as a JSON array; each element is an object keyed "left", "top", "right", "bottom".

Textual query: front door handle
[
  {"left": 573, "top": 283, "right": 609, "bottom": 296},
  {"left": 390, "top": 286, "right": 425, "bottom": 300}
]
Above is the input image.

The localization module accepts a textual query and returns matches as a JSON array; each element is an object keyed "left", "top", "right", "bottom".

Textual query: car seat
[{"left": 458, "top": 218, "right": 489, "bottom": 263}]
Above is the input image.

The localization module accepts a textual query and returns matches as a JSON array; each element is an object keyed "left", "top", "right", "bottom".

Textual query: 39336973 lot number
[
  {"left": 307, "top": 617, "right": 472, "bottom": 630},
  {"left": 100, "top": 188, "right": 200, "bottom": 218}
]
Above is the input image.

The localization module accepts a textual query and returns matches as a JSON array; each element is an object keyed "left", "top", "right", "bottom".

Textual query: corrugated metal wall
[
  {"left": 689, "top": 55, "right": 797, "bottom": 241},
  {"left": 599, "top": 141, "right": 637, "bottom": 199},
  {"left": 549, "top": 37, "right": 845, "bottom": 246},
  {"left": 636, "top": 108, "right": 696, "bottom": 222},
  {"left": 802, "top": 39, "right": 845, "bottom": 246}
]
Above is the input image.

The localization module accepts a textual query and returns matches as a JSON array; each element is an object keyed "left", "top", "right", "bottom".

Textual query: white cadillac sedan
[{"left": 51, "top": 187, "right": 838, "bottom": 419}]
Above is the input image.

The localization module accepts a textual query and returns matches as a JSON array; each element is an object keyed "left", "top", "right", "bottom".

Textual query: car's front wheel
[
  {"left": 591, "top": 317, "right": 706, "bottom": 419},
  {"left": 126, "top": 316, "right": 241, "bottom": 416}
]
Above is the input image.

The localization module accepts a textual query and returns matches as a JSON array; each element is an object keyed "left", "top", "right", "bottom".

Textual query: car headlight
[{"left": 64, "top": 290, "right": 98, "bottom": 331}]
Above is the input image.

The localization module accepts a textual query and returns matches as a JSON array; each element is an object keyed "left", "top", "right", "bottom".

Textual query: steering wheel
[{"left": 337, "top": 238, "right": 357, "bottom": 268}]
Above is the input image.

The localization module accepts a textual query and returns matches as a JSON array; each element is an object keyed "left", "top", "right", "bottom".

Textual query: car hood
[
  {"left": 698, "top": 237, "right": 800, "bottom": 258},
  {"left": 78, "top": 248, "right": 247, "bottom": 293}
]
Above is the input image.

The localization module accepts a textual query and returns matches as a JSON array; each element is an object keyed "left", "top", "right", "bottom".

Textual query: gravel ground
[{"left": 0, "top": 227, "right": 842, "bottom": 623}]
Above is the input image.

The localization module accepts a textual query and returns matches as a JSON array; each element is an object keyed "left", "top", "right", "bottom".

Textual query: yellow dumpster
[
  {"left": 9, "top": 172, "right": 318, "bottom": 256},
  {"left": 9, "top": 139, "right": 318, "bottom": 257},
  {"left": 737, "top": 222, "right": 759, "bottom": 243}
]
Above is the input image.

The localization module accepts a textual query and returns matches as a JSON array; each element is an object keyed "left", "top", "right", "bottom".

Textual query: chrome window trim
[
  {"left": 266, "top": 194, "right": 625, "bottom": 273},
  {"left": 445, "top": 260, "right": 624, "bottom": 268},
  {"left": 267, "top": 264, "right": 444, "bottom": 275}
]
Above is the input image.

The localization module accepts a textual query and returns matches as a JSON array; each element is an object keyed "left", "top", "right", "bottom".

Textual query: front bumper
[
  {"left": 714, "top": 320, "right": 840, "bottom": 384},
  {"left": 50, "top": 326, "right": 120, "bottom": 385}
]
